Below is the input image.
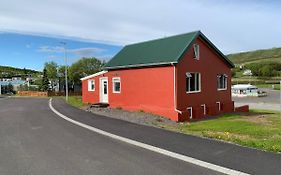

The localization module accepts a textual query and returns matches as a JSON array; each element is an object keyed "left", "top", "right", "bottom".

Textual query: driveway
[
  {"left": 233, "top": 88, "right": 281, "bottom": 111},
  {"left": 0, "top": 97, "right": 221, "bottom": 175}
]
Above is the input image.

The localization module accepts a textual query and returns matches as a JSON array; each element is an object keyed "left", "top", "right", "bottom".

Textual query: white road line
[{"left": 49, "top": 98, "right": 250, "bottom": 175}]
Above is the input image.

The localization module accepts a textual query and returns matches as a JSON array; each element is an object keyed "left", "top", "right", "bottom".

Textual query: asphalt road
[
  {"left": 233, "top": 88, "right": 281, "bottom": 111},
  {"left": 233, "top": 88, "right": 280, "bottom": 104},
  {"left": 0, "top": 97, "right": 222, "bottom": 175}
]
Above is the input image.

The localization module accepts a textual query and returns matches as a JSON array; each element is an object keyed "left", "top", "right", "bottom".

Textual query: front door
[{"left": 100, "top": 78, "right": 108, "bottom": 103}]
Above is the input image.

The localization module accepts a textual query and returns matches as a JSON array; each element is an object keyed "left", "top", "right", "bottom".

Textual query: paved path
[
  {"left": 0, "top": 97, "right": 221, "bottom": 175},
  {"left": 52, "top": 98, "right": 281, "bottom": 175}
]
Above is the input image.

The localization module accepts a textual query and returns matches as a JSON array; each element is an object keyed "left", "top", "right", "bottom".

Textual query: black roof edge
[
  {"left": 177, "top": 31, "right": 234, "bottom": 68},
  {"left": 198, "top": 31, "right": 235, "bottom": 68}
]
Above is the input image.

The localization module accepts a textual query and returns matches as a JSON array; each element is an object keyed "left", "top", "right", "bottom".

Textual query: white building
[{"left": 231, "top": 84, "right": 266, "bottom": 97}]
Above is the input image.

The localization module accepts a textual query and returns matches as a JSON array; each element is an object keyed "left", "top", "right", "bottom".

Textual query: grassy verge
[
  {"left": 157, "top": 111, "right": 281, "bottom": 153},
  {"left": 256, "top": 84, "right": 280, "bottom": 90},
  {"left": 64, "top": 96, "right": 281, "bottom": 153},
  {"left": 64, "top": 96, "right": 85, "bottom": 108}
]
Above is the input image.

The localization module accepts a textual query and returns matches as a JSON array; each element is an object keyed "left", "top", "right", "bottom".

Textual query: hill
[
  {"left": 0, "top": 65, "right": 40, "bottom": 78},
  {"left": 227, "top": 47, "right": 281, "bottom": 65}
]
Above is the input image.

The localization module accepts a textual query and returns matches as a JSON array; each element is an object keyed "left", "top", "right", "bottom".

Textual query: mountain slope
[
  {"left": 0, "top": 65, "right": 40, "bottom": 77},
  {"left": 227, "top": 47, "right": 281, "bottom": 64}
]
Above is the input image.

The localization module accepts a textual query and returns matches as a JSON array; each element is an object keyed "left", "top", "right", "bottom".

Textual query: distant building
[
  {"left": 243, "top": 69, "right": 252, "bottom": 76},
  {"left": 0, "top": 80, "right": 27, "bottom": 93},
  {"left": 232, "top": 84, "right": 266, "bottom": 97}
]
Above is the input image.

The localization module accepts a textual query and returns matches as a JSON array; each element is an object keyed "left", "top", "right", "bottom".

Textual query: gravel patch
[{"left": 83, "top": 106, "right": 177, "bottom": 127}]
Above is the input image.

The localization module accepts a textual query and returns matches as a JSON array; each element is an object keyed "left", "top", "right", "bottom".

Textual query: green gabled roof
[{"left": 105, "top": 31, "right": 234, "bottom": 69}]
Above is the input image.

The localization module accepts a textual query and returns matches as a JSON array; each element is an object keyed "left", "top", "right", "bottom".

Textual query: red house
[{"left": 81, "top": 31, "right": 235, "bottom": 122}]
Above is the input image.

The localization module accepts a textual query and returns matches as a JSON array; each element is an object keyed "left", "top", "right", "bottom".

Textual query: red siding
[
  {"left": 82, "top": 77, "right": 100, "bottom": 104},
  {"left": 176, "top": 37, "right": 233, "bottom": 121},
  {"left": 82, "top": 67, "right": 178, "bottom": 121}
]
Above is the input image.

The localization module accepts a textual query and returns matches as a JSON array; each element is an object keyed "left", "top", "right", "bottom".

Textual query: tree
[
  {"left": 41, "top": 68, "right": 49, "bottom": 91},
  {"left": 44, "top": 61, "right": 58, "bottom": 91},
  {"left": 68, "top": 57, "right": 105, "bottom": 84},
  {"left": 7, "top": 83, "right": 14, "bottom": 93}
]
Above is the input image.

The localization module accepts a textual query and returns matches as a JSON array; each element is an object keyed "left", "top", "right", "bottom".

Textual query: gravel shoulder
[{"left": 83, "top": 106, "right": 178, "bottom": 128}]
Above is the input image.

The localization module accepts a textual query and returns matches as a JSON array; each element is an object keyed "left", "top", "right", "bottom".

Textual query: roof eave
[
  {"left": 176, "top": 31, "right": 235, "bottom": 68},
  {"left": 198, "top": 32, "right": 235, "bottom": 68},
  {"left": 80, "top": 70, "right": 108, "bottom": 81},
  {"left": 105, "top": 62, "right": 178, "bottom": 70}
]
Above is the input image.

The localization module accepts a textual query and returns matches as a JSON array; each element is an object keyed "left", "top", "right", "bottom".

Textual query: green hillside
[
  {"left": 227, "top": 47, "right": 281, "bottom": 65},
  {"left": 0, "top": 66, "right": 40, "bottom": 78}
]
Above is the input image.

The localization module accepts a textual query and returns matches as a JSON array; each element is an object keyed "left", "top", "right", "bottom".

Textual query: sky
[{"left": 0, "top": 0, "right": 281, "bottom": 71}]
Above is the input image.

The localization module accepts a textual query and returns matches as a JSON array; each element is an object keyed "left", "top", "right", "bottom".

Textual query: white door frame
[{"left": 99, "top": 77, "right": 108, "bottom": 103}]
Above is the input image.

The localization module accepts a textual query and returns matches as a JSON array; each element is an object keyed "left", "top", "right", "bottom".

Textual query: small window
[
  {"left": 112, "top": 77, "right": 121, "bottom": 93},
  {"left": 187, "top": 107, "right": 193, "bottom": 119},
  {"left": 186, "top": 72, "right": 201, "bottom": 93},
  {"left": 88, "top": 80, "right": 95, "bottom": 91},
  {"left": 217, "top": 74, "right": 228, "bottom": 90},
  {"left": 193, "top": 44, "right": 200, "bottom": 60}
]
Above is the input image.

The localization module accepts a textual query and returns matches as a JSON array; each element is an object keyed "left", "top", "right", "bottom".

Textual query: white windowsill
[
  {"left": 186, "top": 90, "right": 201, "bottom": 94},
  {"left": 217, "top": 88, "right": 227, "bottom": 91}
]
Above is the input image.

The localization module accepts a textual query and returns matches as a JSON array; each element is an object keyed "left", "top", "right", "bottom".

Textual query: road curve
[{"left": 0, "top": 97, "right": 222, "bottom": 175}]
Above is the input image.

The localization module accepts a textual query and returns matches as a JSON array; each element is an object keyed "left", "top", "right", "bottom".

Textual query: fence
[{"left": 17, "top": 91, "right": 81, "bottom": 97}]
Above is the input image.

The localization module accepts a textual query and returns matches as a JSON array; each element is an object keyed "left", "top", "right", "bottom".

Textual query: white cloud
[
  {"left": 38, "top": 46, "right": 106, "bottom": 58},
  {"left": 0, "top": 0, "right": 281, "bottom": 53}
]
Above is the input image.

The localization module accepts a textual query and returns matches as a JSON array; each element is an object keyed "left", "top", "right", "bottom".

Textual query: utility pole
[{"left": 60, "top": 42, "right": 68, "bottom": 102}]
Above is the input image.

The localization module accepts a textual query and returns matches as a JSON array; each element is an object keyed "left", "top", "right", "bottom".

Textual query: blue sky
[
  {"left": 0, "top": 0, "right": 281, "bottom": 71},
  {"left": 0, "top": 33, "right": 121, "bottom": 70}
]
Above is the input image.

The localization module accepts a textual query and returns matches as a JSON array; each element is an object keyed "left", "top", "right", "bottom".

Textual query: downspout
[{"left": 172, "top": 63, "right": 183, "bottom": 114}]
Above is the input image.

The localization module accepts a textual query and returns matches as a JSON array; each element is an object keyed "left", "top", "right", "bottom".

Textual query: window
[
  {"left": 187, "top": 107, "right": 193, "bottom": 119},
  {"left": 217, "top": 74, "right": 228, "bottom": 90},
  {"left": 186, "top": 72, "right": 201, "bottom": 93},
  {"left": 88, "top": 80, "right": 95, "bottom": 91},
  {"left": 112, "top": 77, "right": 121, "bottom": 93},
  {"left": 193, "top": 44, "right": 200, "bottom": 60}
]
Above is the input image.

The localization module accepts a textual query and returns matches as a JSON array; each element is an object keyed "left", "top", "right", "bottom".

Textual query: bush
[{"left": 245, "top": 61, "right": 281, "bottom": 77}]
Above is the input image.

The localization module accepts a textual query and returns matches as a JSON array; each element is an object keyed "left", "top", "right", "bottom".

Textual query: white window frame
[
  {"left": 112, "top": 77, "right": 121, "bottom": 93},
  {"left": 201, "top": 104, "right": 206, "bottom": 115},
  {"left": 216, "top": 102, "right": 221, "bottom": 111},
  {"left": 217, "top": 74, "right": 228, "bottom": 91},
  {"left": 187, "top": 107, "right": 193, "bottom": 119},
  {"left": 193, "top": 44, "right": 200, "bottom": 60},
  {"left": 186, "top": 72, "right": 201, "bottom": 94},
  {"left": 88, "top": 80, "right": 95, "bottom": 91}
]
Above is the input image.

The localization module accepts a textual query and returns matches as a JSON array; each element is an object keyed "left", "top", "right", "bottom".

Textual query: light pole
[{"left": 60, "top": 42, "right": 68, "bottom": 102}]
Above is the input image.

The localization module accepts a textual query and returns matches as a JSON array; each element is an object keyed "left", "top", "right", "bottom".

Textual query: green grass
[
  {"left": 256, "top": 84, "right": 280, "bottom": 90},
  {"left": 159, "top": 112, "right": 281, "bottom": 153},
  {"left": 65, "top": 96, "right": 85, "bottom": 108}
]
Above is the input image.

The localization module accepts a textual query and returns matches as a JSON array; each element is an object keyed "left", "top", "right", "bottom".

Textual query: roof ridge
[
  {"left": 125, "top": 30, "right": 201, "bottom": 47},
  {"left": 176, "top": 31, "right": 201, "bottom": 61}
]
